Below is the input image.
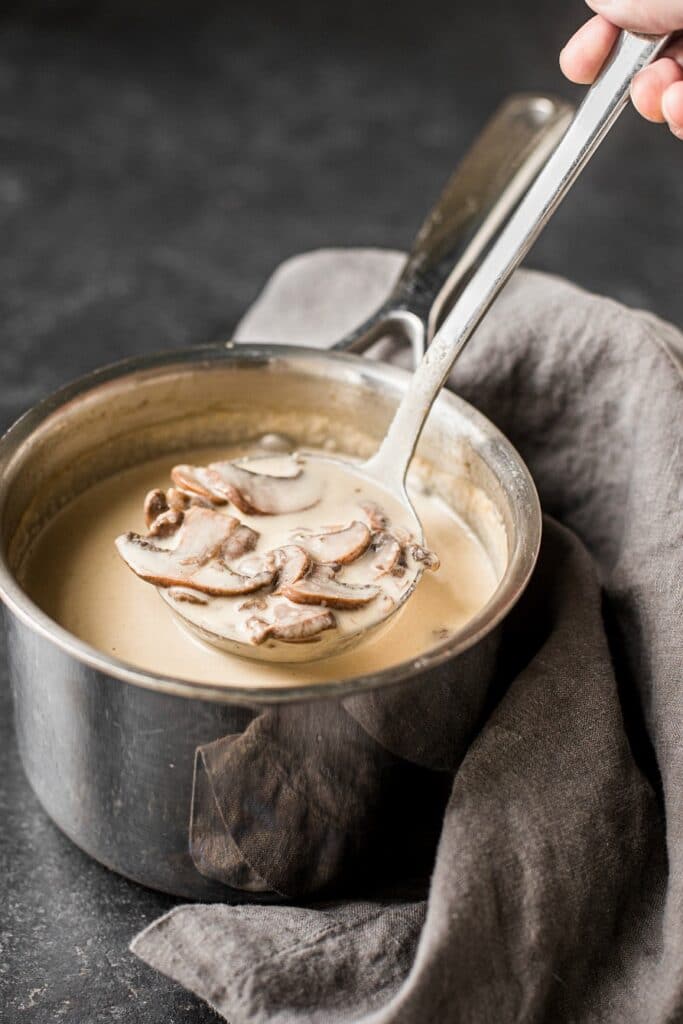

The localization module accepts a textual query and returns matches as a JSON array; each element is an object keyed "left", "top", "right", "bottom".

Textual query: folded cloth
[
  {"left": 189, "top": 701, "right": 452, "bottom": 898},
  {"left": 132, "top": 250, "right": 683, "bottom": 1023}
]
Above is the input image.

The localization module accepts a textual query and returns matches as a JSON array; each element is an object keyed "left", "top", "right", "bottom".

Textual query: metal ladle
[{"left": 180, "top": 30, "right": 671, "bottom": 662}]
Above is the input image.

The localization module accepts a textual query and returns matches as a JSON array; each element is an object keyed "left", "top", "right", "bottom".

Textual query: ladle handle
[
  {"left": 333, "top": 93, "right": 574, "bottom": 362},
  {"left": 367, "top": 30, "right": 672, "bottom": 491}
]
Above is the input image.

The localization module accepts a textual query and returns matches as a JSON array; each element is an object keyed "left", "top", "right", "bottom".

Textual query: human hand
[{"left": 560, "top": 1, "right": 683, "bottom": 137}]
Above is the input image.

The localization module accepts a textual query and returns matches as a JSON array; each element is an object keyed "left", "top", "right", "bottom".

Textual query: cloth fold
[
  {"left": 132, "top": 250, "right": 683, "bottom": 1023},
  {"left": 190, "top": 703, "right": 451, "bottom": 898}
]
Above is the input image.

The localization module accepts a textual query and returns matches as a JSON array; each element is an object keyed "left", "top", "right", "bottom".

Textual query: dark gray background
[{"left": 1, "top": 2, "right": 680, "bottom": 1021}]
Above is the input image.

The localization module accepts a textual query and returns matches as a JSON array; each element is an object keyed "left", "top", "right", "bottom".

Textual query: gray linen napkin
[{"left": 132, "top": 250, "right": 683, "bottom": 1023}]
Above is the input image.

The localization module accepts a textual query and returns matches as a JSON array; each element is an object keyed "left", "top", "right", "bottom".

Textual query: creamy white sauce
[
  {"left": 22, "top": 446, "right": 499, "bottom": 688},
  {"left": 126, "top": 452, "right": 434, "bottom": 661}
]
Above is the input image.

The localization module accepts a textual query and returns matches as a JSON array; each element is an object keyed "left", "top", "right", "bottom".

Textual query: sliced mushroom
[
  {"left": 168, "top": 507, "right": 238, "bottom": 564},
  {"left": 280, "top": 565, "right": 380, "bottom": 610},
  {"left": 166, "top": 487, "right": 189, "bottom": 511},
  {"left": 245, "top": 604, "right": 336, "bottom": 645},
  {"left": 237, "top": 550, "right": 278, "bottom": 579},
  {"left": 360, "top": 501, "right": 389, "bottom": 531},
  {"left": 165, "top": 486, "right": 214, "bottom": 513},
  {"left": 274, "top": 545, "right": 311, "bottom": 588},
  {"left": 144, "top": 488, "right": 169, "bottom": 527},
  {"left": 116, "top": 507, "right": 274, "bottom": 596},
  {"left": 117, "top": 535, "right": 274, "bottom": 595},
  {"left": 173, "top": 458, "right": 320, "bottom": 515},
  {"left": 171, "top": 464, "right": 226, "bottom": 504},
  {"left": 222, "top": 523, "right": 259, "bottom": 561},
  {"left": 407, "top": 543, "right": 440, "bottom": 571},
  {"left": 369, "top": 532, "right": 403, "bottom": 576},
  {"left": 291, "top": 521, "right": 371, "bottom": 565},
  {"left": 149, "top": 508, "right": 184, "bottom": 538}
]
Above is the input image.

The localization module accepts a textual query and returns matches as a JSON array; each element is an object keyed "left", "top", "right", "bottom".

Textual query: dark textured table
[{"left": 1, "top": 2, "right": 680, "bottom": 1021}]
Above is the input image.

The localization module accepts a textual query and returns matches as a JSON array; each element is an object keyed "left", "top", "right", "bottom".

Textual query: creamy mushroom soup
[
  {"left": 21, "top": 445, "right": 499, "bottom": 688},
  {"left": 115, "top": 451, "right": 440, "bottom": 659}
]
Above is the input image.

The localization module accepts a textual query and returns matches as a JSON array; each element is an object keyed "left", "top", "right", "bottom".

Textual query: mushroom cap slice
[
  {"left": 144, "top": 488, "right": 169, "bottom": 527},
  {"left": 115, "top": 507, "right": 273, "bottom": 596},
  {"left": 274, "top": 545, "right": 312, "bottom": 588},
  {"left": 291, "top": 521, "right": 371, "bottom": 565},
  {"left": 222, "top": 523, "right": 259, "bottom": 561},
  {"left": 360, "top": 501, "right": 389, "bottom": 531},
  {"left": 171, "top": 465, "right": 226, "bottom": 503},
  {"left": 245, "top": 603, "right": 336, "bottom": 645},
  {"left": 170, "top": 507, "right": 242, "bottom": 564},
  {"left": 369, "top": 532, "right": 403, "bottom": 576},
  {"left": 166, "top": 487, "right": 189, "bottom": 511},
  {"left": 407, "top": 543, "right": 440, "bottom": 571},
  {"left": 148, "top": 508, "right": 185, "bottom": 538},
  {"left": 116, "top": 535, "right": 274, "bottom": 595},
  {"left": 279, "top": 565, "right": 380, "bottom": 609},
  {"left": 173, "top": 458, "right": 321, "bottom": 516}
]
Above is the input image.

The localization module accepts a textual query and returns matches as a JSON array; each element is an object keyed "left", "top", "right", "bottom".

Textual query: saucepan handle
[{"left": 333, "top": 92, "right": 574, "bottom": 364}]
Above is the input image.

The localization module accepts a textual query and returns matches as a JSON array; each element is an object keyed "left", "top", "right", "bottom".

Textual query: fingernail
[
  {"left": 663, "top": 108, "right": 683, "bottom": 138},
  {"left": 661, "top": 93, "right": 681, "bottom": 134}
]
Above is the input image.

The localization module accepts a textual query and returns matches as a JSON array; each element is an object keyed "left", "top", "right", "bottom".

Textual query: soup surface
[{"left": 22, "top": 445, "right": 499, "bottom": 688}]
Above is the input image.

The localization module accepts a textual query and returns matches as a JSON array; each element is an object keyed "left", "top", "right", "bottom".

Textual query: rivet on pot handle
[{"left": 333, "top": 93, "right": 574, "bottom": 366}]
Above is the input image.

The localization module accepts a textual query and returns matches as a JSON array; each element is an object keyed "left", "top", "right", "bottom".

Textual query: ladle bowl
[{"left": 153, "top": 450, "right": 429, "bottom": 664}]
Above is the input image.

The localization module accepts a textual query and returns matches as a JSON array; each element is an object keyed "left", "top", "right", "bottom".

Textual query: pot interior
[{"left": 0, "top": 346, "right": 538, "bottom": 697}]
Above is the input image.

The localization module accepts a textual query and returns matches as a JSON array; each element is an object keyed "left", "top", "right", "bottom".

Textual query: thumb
[{"left": 586, "top": 0, "right": 683, "bottom": 34}]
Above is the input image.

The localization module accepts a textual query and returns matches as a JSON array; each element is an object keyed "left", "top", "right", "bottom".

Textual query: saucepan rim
[{"left": 0, "top": 342, "right": 542, "bottom": 706}]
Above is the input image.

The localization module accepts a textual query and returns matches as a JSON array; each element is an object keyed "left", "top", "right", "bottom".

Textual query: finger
[
  {"left": 631, "top": 58, "right": 683, "bottom": 122},
  {"left": 560, "top": 15, "right": 620, "bottom": 84},
  {"left": 662, "top": 36, "right": 683, "bottom": 68},
  {"left": 586, "top": 0, "right": 683, "bottom": 35},
  {"left": 662, "top": 80, "right": 683, "bottom": 137}
]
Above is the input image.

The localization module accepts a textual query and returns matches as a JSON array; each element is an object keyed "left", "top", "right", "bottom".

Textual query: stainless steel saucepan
[{"left": 0, "top": 95, "right": 567, "bottom": 899}]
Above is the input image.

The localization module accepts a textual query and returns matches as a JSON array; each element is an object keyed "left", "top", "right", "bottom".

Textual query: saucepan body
[{"left": 0, "top": 343, "right": 541, "bottom": 899}]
